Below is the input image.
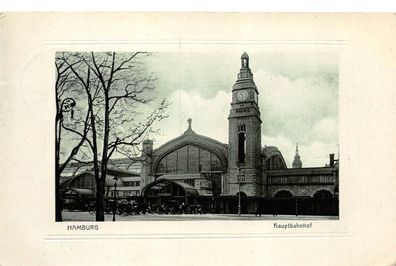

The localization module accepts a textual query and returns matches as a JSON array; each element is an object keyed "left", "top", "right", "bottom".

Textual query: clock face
[{"left": 237, "top": 90, "right": 249, "bottom": 101}]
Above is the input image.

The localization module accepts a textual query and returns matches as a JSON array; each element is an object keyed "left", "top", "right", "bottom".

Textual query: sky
[{"left": 144, "top": 51, "right": 339, "bottom": 167}]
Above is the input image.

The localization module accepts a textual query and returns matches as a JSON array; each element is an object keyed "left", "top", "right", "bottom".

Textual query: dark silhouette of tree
[
  {"left": 55, "top": 54, "right": 91, "bottom": 222},
  {"left": 57, "top": 52, "right": 168, "bottom": 221}
]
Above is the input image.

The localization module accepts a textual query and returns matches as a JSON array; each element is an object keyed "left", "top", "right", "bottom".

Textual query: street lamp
[
  {"left": 56, "top": 98, "right": 77, "bottom": 159},
  {"left": 112, "top": 175, "right": 119, "bottom": 222},
  {"left": 60, "top": 98, "right": 76, "bottom": 119},
  {"left": 55, "top": 97, "right": 76, "bottom": 222},
  {"left": 237, "top": 167, "right": 241, "bottom": 216}
]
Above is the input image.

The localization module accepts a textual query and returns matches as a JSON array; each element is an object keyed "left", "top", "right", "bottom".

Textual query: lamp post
[
  {"left": 112, "top": 175, "right": 119, "bottom": 222},
  {"left": 237, "top": 167, "right": 241, "bottom": 216},
  {"left": 56, "top": 98, "right": 76, "bottom": 165},
  {"left": 55, "top": 97, "right": 76, "bottom": 222}
]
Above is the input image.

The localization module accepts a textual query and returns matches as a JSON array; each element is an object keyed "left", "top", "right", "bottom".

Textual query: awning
[
  {"left": 141, "top": 178, "right": 198, "bottom": 197},
  {"left": 63, "top": 188, "right": 95, "bottom": 198}
]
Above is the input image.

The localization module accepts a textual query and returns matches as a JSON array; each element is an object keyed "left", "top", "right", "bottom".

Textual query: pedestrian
[
  {"left": 272, "top": 200, "right": 278, "bottom": 217},
  {"left": 255, "top": 204, "right": 262, "bottom": 217}
]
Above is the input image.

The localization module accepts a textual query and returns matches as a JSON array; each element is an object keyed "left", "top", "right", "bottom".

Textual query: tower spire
[
  {"left": 236, "top": 52, "right": 254, "bottom": 81},
  {"left": 292, "top": 144, "right": 302, "bottom": 168},
  {"left": 241, "top": 52, "right": 249, "bottom": 68},
  {"left": 232, "top": 52, "right": 257, "bottom": 93}
]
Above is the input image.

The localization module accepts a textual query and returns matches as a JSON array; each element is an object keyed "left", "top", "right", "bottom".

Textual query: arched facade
[
  {"left": 60, "top": 169, "right": 141, "bottom": 199},
  {"left": 274, "top": 189, "right": 294, "bottom": 198},
  {"left": 140, "top": 124, "right": 228, "bottom": 197},
  {"left": 312, "top": 189, "right": 334, "bottom": 198},
  {"left": 154, "top": 144, "right": 224, "bottom": 176},
  {"left": 152, "top": 131, "right": 228, "bottom": 175}
]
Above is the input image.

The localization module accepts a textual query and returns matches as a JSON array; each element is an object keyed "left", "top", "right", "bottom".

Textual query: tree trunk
[
  {"left": 55, "top": 114, "right": 63, "bottom": 222},
  {"left": 95, "top": 179, "right": 105, "bottom": 221},
  {"left": 55, "top": 164, "right": 63, "bottom": 222}
]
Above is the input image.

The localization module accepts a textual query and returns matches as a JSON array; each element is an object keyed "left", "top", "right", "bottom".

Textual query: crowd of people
[
  {"left": 63, "top": 199, "right": 209, "bottom": 215},
  {"left": 114, "top": 200, "right": 206, "bottom": 215}
]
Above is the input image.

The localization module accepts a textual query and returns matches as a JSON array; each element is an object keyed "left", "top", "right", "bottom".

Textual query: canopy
[
  {"left": 141, "top": 178, "right": 198, "bottom": 197},
  {"left": 63, "top": 188, "right": 95, "bottom": 198}
]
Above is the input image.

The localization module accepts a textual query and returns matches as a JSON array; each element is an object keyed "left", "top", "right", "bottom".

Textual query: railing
[{"left": 268, "top": 175, "right": 336, "bottom": 185}]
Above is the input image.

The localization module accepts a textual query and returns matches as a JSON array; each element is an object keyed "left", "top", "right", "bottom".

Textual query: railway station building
[{"left": 61, "top": 53, "right": 339, "bottom": 215}]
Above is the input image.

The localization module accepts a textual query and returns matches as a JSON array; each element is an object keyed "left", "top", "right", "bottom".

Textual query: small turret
[
  {"left": 142, "top": 139, "right": 153, "bottom": 156},
  {"left": 235, "top": 52, "right": 255, "bottom": 82},
  {"left": 241, "top": 52, "right": 249, "bottom": 68}
]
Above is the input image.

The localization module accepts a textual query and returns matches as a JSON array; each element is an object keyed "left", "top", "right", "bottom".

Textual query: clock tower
[{"left": 226, "top": 52, "right": 262, "bottom": 196}]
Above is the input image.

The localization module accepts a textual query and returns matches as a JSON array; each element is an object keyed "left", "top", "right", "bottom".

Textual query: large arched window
[
  {"left": 155, "top": 145, "right": 223, "bottom": 175},
  {"left": 238, "top": 125, "right": 246, "bottom": 164},
  {"left": 70, "top": 173, "right": 96, "bottom": 192}
]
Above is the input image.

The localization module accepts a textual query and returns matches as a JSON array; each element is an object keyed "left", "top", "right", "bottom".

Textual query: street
[{"left": 62, "top": 211, "right": 338, "bottom": 221}]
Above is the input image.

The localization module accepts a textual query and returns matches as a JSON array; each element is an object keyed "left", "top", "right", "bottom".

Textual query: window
[
  {"left": 238, "top": 132, "right": 246, "bottom": 164},
  {"left": 188, "top": 146, "right": 199, "bottom": 173},
  {"left": 319, "top": 176, "right": 331, "bottom": 183},
  {"left": 242, "top": 58, "right": 248, "bottom": 67},
  {"left": 71, "top": 174, "right": 95, "bottom": 191},
  {"left": 156, "top": 145, "right": 223, "bottom": 174},
  {"left": 183, "top": 179, "right": 195, "bottom": 186},
  {"left": 166, "top": 151, "right": 177, "bottom": 173},
  {"left": 237, "top": 174, "right": 245, "bottom": 182},
  {"left": 200, "top": 149, "right": 211, "bottom": 172},
  {"left": 177, "top": 145, "right": 188, "bottom": 173},
  {"left": 124, "top": 181, "right": 140, "bottom": 187}
]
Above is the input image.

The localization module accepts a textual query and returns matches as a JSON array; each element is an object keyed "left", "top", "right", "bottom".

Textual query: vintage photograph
[
  {"left": 56, "top": 51, "right": 339, "bottom": 222},
  {"left": 2, "top": 12, "right": 396, "bottom": 266}
]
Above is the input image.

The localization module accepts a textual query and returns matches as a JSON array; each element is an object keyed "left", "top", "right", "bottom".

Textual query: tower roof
[{"left": 232, "top": 52, "right": 257, "bottom": 91}]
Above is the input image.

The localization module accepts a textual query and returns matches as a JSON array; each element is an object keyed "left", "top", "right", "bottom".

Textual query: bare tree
[
  {"left": 55, "top": 53, "right": 92, "bottom": 221},
  {"left": 59, "top": 52, "right": 168, "bottom": 221}
]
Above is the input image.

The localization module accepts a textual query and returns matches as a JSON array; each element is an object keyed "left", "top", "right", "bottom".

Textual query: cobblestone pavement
[{"left": 62, "top": 211, "right": 338, "bottom": 221}]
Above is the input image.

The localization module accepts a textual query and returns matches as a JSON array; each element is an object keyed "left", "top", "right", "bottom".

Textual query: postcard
[{"left": 1, "top": 13, "right": 395, "bottom": 266}]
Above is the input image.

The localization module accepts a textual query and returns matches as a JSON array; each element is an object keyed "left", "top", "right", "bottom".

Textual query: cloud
[
  {"left": 153, "top": 74, "right": 339, "bottom": 167},
  {"left": 254, "top": 69, "right": 338, "bottom": 144},
  {"left": 153, "top": 89, "right": 231, "bottom": 147},
  {"left": 312, "top": 117, "right": 338, "bottom": 143},
  {"left": 61, "top": 52, "right": 339, "bottom": 167},
  {"left": 254, "top": 69, "right": 338, "bottom": 167}
]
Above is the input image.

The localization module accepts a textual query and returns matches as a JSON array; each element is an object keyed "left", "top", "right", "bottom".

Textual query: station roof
[{"left": 141, "top": 178, "right": 198, "bottom": 197}]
